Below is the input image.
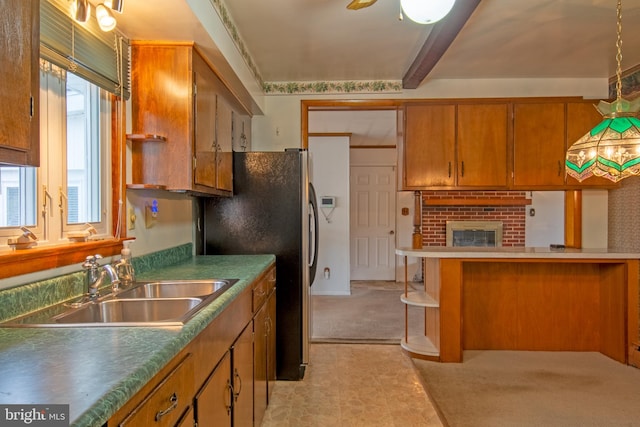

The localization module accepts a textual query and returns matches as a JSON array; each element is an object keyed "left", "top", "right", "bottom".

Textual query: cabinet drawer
[
  {"left": 120, "top": 354, "right": 194, "bottom": 427},
  {"left": 253, "top": 267, "right": 276, "bottom": 312}
]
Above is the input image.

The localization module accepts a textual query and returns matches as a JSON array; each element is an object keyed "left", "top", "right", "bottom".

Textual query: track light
[
  {"left": 96, "top": 4, "right": 117, "bottom": 32},
  {"left": 73, "top": 0, "right": 90, "bottom": 23},
  {"left": 106, "top": 0, "right": 124, "bottom": 13}
]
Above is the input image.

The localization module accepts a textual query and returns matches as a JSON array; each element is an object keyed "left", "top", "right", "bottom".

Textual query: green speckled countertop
[{"left": 0, "top": 254, "right": 275, "bottom": 427}]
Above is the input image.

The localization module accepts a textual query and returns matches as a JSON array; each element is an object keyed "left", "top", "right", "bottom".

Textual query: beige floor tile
[{"left": 260, "top": 343, "right": 444, "bottom": 427}]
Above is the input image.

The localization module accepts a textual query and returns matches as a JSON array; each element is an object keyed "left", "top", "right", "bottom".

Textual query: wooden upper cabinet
[
  {"left": 565, "top": 101, "right": 616, "bottom": 188},
  {"left": 401, "top": 98, "right": 616, "bottom": 190},
  {"left": 0, "top": 0, "right": 39, "bottom": 166},
  {"left": 193, "top": 52, "right": 218, "bottom": 190},
  {"left": 512, "top": 102, "right": 566, "bottom": 187},
  {"left": 403, "top": 103, "right": 508, "bottom": 189},
  {"left": 403, "top": 104, "right": 456, "bottom": 188},
  {"left": 130, "top": 43, "right": 241, "bottom": 196},
  {"left": 216, "top": 96, "right": 233, "bottom": 192},
  {"left": 457, "top": 103, "right": 509, "bottom": 188}
]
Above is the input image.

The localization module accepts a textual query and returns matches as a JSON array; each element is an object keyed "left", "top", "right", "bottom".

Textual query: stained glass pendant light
[{"left": 565, "top": 0, "right": 640, "bottom": 182}]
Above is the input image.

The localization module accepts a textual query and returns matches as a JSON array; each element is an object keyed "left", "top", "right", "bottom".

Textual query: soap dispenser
[{"left": 115, "top": 240, "right": 135, "bottom": 287}]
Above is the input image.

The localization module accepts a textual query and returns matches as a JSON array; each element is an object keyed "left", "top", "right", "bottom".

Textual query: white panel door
[{"left": 350, "top": 166, "right": 396, "bottom": 280}]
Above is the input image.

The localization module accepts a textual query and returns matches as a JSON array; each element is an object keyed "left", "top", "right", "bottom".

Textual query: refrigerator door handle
[{"left": 308, "top": 182, "right": 319, "bottom": 285}]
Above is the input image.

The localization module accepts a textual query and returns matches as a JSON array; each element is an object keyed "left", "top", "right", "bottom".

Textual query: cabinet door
[
  {"left": 195, "top": 351, "right": 232, "bottom": 427},
  {"left": 193, "top": 53, "right": 218, "bottom": 189},
  {"left": 403, "top": 104, "right": 456, "bottom": 188},
  {"left": 513, "top": 102, "right": 566, "bottom": 187},
  {"left": 216, "top": 96, "right": 233, "bottom": 192},
  {"left": 266, "top": 290, "right": 276, "bottom": 402},
  {"left": 254, "top": 301, "right": 268, "bottom": 426},
  {"left": 565, "top": 102, "right": 615, "bottom": 187},
  {"left": 175, "top": 406, "right": 194, "bottom": 427},
  {"left": 0, "top": 0, "right": 39, "bottom": 166},
  {"left": 233, "top": 323, "right": 254, "bottom": 427},
  {"left": 457, "top": 103, "right": 509, "bottom": 187}
]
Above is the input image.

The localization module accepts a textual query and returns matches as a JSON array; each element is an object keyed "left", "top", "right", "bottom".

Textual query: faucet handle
[{"left": 82, "top": 254, "right": 103, "bottom": 269}]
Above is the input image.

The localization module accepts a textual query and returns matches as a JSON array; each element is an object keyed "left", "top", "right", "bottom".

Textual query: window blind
[{"left": 40, "top": 0, "right": 130, "bottom": 99}]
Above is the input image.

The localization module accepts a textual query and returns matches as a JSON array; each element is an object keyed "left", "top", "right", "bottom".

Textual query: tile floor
[{"left": 260, "top": 343, "right": 443, "bottom": 427}]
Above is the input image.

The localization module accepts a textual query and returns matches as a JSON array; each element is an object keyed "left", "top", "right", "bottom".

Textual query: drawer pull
[{"left": 155, "top": 393, "right": 178, "bottom": 422}]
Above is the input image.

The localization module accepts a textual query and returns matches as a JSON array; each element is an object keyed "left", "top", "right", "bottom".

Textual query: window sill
[{"left": 0, "top": 239, "right": 123, "bottom": 280}]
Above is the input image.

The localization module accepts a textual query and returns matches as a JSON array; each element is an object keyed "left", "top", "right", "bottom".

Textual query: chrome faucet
[{"left": 82, "top": 254, "right": 121, "bottom": 299}]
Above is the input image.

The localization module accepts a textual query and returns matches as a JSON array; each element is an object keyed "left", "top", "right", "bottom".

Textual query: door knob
[{"left": 389, "top": 230, "right": 395, "bottom": 235}]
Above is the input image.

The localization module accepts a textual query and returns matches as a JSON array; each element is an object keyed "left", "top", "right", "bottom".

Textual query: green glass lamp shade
[{"left": 566, "top": 98, "right": 640, "bottom": 182}]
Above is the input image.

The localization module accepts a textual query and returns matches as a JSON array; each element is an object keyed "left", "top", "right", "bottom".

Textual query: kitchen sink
[
  {"left": 0, "top": 279, "right": 238, "bottom": 328},
  {"left": 116, "top": 279, "right": 235, "bottom": 299},
  {"left": 53, "top": 298, "right": 204, "bottom": 326}
]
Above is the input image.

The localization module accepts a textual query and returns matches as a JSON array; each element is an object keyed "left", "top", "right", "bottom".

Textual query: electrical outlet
[{"left": 128, "top": 208, "right": 136, "bottom": 230}]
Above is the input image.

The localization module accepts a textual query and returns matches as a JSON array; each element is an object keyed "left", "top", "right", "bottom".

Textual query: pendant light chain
[{"left": 616, "top": 0, "right": 622, "bottom": 102}]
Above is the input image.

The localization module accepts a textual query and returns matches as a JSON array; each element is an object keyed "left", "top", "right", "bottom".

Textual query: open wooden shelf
[{"left": 126, "top": 133, "right": 167, "bottom": 143}]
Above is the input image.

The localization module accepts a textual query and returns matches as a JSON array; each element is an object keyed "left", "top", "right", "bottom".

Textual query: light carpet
[{"left": 413, "top": 350, "right": 640, "bottom": 427}]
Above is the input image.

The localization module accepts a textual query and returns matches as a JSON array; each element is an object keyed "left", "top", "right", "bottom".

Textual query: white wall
[
  {"left": 125, "top": 190, "right": 195, "bottom": 256},
  {"left": 525, "top": 191, "right": 565, "bottom": 247},
  {"left": 582, "top": 189, "right": 608, "bottom": 248},
  {"left": 309, "top": 136, "right": 351, "bottom": 295}
]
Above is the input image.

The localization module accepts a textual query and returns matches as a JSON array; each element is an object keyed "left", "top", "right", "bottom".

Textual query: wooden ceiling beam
[{"left": 402, "top": 0, "right": 482, "bottom": 89}]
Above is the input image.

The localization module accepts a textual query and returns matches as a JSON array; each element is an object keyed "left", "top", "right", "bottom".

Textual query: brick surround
[{"left": 421, "top": 191, "right": 527, "bottom": 247}]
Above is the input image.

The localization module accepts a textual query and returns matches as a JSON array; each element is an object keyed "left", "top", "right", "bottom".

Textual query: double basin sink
[{"left": 2, "top": 279, "right": 238, "bottom": 328}]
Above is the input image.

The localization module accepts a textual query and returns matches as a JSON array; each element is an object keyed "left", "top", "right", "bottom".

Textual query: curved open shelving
[{"left": 400, "top": 254, "right": 441, "bottom": 358}]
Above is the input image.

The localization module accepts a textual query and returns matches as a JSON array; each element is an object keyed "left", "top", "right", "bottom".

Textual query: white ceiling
[
  {"left": 111, "top": 0, "right": 640, "bottom": 84},
  {"left": 104, "top": 0, "right": 640, "bottom": 143}
]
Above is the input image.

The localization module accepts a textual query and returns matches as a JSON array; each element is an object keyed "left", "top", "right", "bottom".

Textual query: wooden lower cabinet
[
  {"left": 254, "top": 289, "right": 276, "bottom": 425},
  {"left": 195, "top": 351, "right": 232, "bottom": 426},
  {"left": 108, "top": 262, "right": 276, "bottom": 427},
  {"left": 119, "top": 354, "right": 194, "bottom": 427},
  {"left": 232, "top": 323, "right": 254, "bottom": 427},
  {"left": 175, "top": 407, "right": 194, "bottom": 427}
]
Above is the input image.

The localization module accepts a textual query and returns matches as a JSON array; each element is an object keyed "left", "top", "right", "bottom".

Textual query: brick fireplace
[{"left": 421, "top": 191, "right": 528, "bottom": 247}]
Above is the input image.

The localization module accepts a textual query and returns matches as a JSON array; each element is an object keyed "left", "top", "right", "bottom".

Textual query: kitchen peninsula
[{"left": 397, "top": 247, "right": 640, "bottom": 365}]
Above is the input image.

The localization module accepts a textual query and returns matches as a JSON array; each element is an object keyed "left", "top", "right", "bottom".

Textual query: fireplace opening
[{"left": 446, "top": 221, "right": 503, "bottom": 247}]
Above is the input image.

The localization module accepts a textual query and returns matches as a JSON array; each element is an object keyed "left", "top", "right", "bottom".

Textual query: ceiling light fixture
[
  {"left": 400, "top": 0, "right": 456, "bottom": 24},
  {"left": 73, "top": 0, "right": 90, "bottom": 23},
  {"left": 96, "top": 3, "right": 117, "bottom": 32},
  {"left": 105, "top": 0, "right": 124, "bottom": 13},
  {"left": 566, "top": 0, "right": 640, "bottom": 183}
]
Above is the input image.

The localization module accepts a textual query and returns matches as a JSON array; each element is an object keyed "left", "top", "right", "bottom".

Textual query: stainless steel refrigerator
[{"left": 197, "top": 149, "right": 318, "bottom": 380}]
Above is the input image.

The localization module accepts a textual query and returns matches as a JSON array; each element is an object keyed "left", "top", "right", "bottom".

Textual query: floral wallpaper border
[
  {"left": 209, "top": 0, "right": 265, "bottom": 88},
  {"left": 263, "top": 80, "right": 403, "bottom": 95}
]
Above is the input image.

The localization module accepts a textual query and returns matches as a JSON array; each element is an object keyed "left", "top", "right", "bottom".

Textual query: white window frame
[{"left": 0, "top": 61, "right": 112, "bottom": 248}]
